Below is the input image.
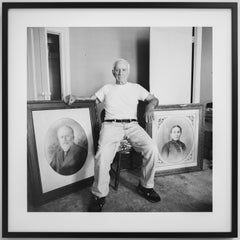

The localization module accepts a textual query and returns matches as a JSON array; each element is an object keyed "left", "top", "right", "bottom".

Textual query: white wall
[
  {"left": 69, "top": 27, "right": 150, "bottom": 97},
  {"left": 150, "top": 27, "right": 212, "bottom": 105},
  {"left": 150, "top": 27, "right": 193, "bottom": 105}
]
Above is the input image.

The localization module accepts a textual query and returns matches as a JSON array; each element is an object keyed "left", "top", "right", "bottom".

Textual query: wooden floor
[{"left": 29, "top": 159, "right": 212, "bottom": 212}]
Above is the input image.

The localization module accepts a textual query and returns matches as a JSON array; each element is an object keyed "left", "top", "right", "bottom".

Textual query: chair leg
[
  {"left": 129, "top": 151, "right": 134, "bottom": 170},
  {"left": 114, "top": 153, "right": 121, "bottom": 190}
]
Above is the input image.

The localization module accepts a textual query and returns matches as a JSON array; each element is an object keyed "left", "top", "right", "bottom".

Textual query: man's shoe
[
  {"left": 88, "top": 195, "right": 105, "bottom": 212},
  {"left": 137, "top": 183, "right": 161, "bottom": 203}
]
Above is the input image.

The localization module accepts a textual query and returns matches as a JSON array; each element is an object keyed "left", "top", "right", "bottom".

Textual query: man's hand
[
  {"left": 63, "top": 95, "right": 77, "bottom": 105},
  {"left": 63, "top": 94, "right": 99, "bottom": 105},
  {"left": 144, "top": 94, "right": 159, "bottom": 123},
  {"left": 144, "top": 110, "right": 154, "bottom": 123}
]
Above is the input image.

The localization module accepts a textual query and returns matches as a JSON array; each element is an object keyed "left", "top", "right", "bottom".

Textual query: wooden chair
[{"left": 110, "top": 137, "right": 133, "bottom": 190}]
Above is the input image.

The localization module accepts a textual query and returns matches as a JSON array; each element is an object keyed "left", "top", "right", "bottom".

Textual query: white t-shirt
[{"left": 95, "top": 82, "right": 150, "bottom": 120}]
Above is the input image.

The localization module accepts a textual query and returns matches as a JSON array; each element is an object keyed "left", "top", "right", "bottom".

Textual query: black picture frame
[
  {"left": 146, "top": 104, "right": 204, "bottom": 176},
  {"left": 2, "top": 2, "right": 238, "bottom": 238},
  {"left": 27, "top": 100, "right": 98, "bottom": 206}
]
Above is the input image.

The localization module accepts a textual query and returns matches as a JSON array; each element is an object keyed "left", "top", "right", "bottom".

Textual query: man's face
[
  {"left": 170, "top": 127, "right": 182, "bottom": 141},
  {"left": 57, "top": 126, "right": 74, "bottom": 152},
  {"left": 112, "top": 61, "right": 129, "bottom": 85}
]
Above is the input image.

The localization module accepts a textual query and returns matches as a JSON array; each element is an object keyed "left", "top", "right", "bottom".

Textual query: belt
[{"left": 104, "top": 119, "right": 137, "bottom": 123}]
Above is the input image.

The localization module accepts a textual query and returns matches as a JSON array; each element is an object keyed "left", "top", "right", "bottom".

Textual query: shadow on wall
[
  {"left": 137, "top": 37, "right": 150, "bottom": 91},
  {"left": 137, "top": 36, "right": 150, "bottom": 129}
]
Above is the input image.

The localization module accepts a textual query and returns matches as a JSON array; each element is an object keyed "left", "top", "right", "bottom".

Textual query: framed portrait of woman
[{"left": 146, "top": 104, "right": 204, "bottom": 176}]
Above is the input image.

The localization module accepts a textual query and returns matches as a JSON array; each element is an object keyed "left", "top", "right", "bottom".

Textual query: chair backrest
[{"left": 100, "top": 109, "right": 105, "bottom": 123}]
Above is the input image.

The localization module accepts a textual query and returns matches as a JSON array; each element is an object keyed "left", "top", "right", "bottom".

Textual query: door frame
[
  {"left": 192, "top": 27, "right": 202, "bottom": 103},
  {"left": 27, "top": 27, "right": 71, "bottom": 100},
  {"left": 45, "top": 27, "right": 71, "bottom": 99}
]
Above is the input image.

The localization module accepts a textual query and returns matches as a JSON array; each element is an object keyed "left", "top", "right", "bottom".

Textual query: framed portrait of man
[{"left": 27, "top": 100, "right": 98, "bottom": 205}]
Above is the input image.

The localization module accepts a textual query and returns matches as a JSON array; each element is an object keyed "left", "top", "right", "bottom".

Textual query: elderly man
[
  {"left": 65, "top": 59, "right": 160, "bottom": 211},
  {"left": 50, "top": 125, "right": 87, "bottom": 176}
]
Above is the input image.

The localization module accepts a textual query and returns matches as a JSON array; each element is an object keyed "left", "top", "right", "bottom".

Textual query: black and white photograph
[
  {"left": 27, "top": 101, "right": 98, "bottom": 206},
  {"left": 3, "top": 2, "right": 237, "bottom": 237},
  {"left": 147, "top": 104, "right": 204, "bottom": 176},
  {"left": 27, "top": 26, "right": 212, "bottom": 212},
  {"left": 47, "top": 119, "right": 88, "bottom": 176}
]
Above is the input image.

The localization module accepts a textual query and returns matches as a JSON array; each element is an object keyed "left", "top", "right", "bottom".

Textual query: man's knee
[
  {"left": 142, "top": 141, "right": 158, "bottom": 158},
  {"left": 149, "top": 144, "right": 159, "bottom": 157},
  {"left": 95, "top": 145, "right": 116, "bottom": 165}
]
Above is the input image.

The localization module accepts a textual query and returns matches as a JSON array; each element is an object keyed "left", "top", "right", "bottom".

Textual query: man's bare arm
[
  {"left": 63, "top": 94, "right": 100, "bottom": 105},
  {"left": 144, "top": 94, "right": 159, "bottom": 123}
]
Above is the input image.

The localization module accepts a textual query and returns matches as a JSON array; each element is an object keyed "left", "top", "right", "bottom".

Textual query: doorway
[{"left": 47, "top": 33, "right": 62, "bottom": 100}]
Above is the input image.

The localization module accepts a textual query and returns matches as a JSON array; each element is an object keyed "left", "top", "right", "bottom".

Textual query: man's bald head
[
  {"left": 112, "top": 58, "right": 130, "bottom": 85},
  {"left": 112, "top": 58, "right": 130, "bottom": 71}
]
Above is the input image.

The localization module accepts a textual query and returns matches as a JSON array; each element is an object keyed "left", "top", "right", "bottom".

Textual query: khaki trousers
[{"left": 92, "top": 121, "right": 158, "bottom": 198}]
